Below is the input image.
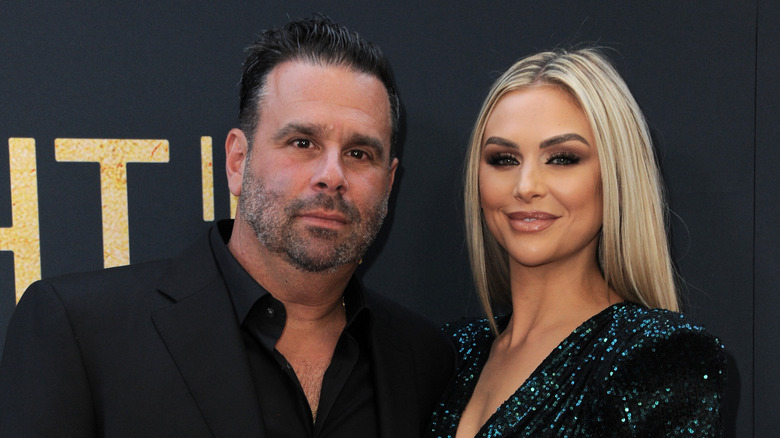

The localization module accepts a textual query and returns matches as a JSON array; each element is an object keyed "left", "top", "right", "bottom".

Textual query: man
[{"left": 0, "top": 16, "right": 454, "bottom": 437}]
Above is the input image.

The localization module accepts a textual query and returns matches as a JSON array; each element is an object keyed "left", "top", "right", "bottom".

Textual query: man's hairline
[{"left": 245, "top": 59, "right": 397, "bottom": 166}]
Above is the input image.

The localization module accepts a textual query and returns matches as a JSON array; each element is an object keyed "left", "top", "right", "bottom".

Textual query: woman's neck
[{"left": 502, "top": 258, "right": 621, "bottom": 346}]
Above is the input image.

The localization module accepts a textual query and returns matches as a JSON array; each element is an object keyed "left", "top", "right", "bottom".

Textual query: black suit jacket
[{"left": 0, "top": 229, "right": 455, "bottom": 437}]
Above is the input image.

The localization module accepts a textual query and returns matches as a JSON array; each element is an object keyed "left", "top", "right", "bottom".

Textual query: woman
[{"left": 429, "top": 49, "right": 726, "bottom": 437}]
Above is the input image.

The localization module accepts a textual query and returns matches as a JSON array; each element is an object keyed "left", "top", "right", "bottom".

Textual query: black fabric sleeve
[
  {"left": 598, "top": 327, "right": 727, "bottom": 437},
  {"left": 0, "top": 280, "right": 97, "bottom": 437}
]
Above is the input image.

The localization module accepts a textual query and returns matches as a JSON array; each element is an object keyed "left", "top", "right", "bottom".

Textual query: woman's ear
[{"left": 225, "top": 128, "right": 248, "bottom": 197}]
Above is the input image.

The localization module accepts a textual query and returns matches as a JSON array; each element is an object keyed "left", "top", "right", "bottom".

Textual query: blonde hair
[{"left": 465, "top": 48, "right": 678, "bottom": 330}]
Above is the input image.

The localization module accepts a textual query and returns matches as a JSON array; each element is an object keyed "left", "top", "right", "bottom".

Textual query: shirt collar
[
  {"left": 210, "top": 220, "right": 269, "bottom": 324},
  {"left": 209, "top": 219, "right": 371, "bottom": 330}
]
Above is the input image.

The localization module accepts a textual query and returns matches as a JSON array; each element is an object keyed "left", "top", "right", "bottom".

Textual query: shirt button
[{"left": 265, "top": 307, "right": 275, "bottom": 318}]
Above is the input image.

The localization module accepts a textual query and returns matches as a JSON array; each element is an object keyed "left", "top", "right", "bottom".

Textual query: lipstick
[{"left": 505, "top": 211, "right": 559, "bottom": 232}]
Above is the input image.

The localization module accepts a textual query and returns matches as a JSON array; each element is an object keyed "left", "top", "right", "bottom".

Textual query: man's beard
[{"left": 238, "top": 167, "right": 389, "bottom": 273}]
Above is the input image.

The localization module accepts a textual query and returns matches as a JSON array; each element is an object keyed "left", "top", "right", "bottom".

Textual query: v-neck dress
[{"left": 428, "top": 302, "right": 726, "bottom": 437}]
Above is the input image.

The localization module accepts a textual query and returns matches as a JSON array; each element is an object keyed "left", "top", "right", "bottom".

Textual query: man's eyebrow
[
  {"left": 271, "top": 122, "right": 323, "bottom": 142},
  {"left": 346, "top": 133, "right": 386, "bottom": 156},
  {"left": 273, "top": 122, "right": 388, "bottom": 156},
  {"left": 539, "top": 133, "right": 590, "bottom": 149}
]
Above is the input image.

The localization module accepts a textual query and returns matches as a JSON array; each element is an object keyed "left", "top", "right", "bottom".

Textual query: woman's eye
[
  {"left": 547, "top": 152, "right": 580, "bottom": 165},
  {"left": 487, "top": 153, "right": 519, "bottom": 166},
  {"left": 292, "top": 139, "right": 312, "bottom": 149}
]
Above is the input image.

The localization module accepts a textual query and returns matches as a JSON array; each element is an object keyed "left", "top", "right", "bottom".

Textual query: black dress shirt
[{"left": 210, "top": 221, "right": 379, "bottom": 437}]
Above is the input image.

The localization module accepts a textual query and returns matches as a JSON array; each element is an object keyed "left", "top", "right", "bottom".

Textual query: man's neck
[
  {"left": 227, "top": 218, "right": 356, "bottom": 319},
  {"left": 227, "top": 219, "right": 354, "bottom": 419}
]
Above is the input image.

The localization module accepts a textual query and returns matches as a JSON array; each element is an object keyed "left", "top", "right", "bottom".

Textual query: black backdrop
[{"left": 0, "top": 2, "right": 773, "bottom": 436}]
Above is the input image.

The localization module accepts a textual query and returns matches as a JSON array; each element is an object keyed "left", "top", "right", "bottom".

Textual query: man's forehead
[
  {"left": 259, "top": 61, "right": 392, "bottom": 140},
  {"left": 265, "top": 60, "right": 388, "bottom": 98}
]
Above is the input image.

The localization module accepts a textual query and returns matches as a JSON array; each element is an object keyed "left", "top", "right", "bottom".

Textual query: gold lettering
[
  {"left": 0, "top": 138, "right": 41, "bottom": 303},
  {"left": 202, "top": 136, "right": 237, "bottom": 220},
  {"left": 201, "top": 136, "right": 214, "bottom": 221},
  {"left": 55, "top": 139, "right": 169, "bottom": 268}
]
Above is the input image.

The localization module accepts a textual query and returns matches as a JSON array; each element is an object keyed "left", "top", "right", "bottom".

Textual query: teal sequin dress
[{"left": 428, "top": 302, "right": 726, "bottom": 437}]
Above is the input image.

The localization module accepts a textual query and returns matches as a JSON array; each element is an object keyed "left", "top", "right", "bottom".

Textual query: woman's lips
[{"left": 506, "top": 211, "right": 559, "bottom": 232}]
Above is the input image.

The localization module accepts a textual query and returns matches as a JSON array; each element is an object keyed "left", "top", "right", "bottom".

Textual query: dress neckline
[{"left": 466, "top": 301, "right": 632, "bottom": 437}]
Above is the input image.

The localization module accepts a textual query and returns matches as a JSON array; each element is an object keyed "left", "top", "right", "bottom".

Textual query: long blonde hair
[{"left": 465, "top": 49, "right": 678, "bottom": 331}]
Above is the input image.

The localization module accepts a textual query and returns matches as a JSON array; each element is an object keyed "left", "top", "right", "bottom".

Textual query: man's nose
[{"left": 311, "top": 150, "right": 348, "bottom": 194}]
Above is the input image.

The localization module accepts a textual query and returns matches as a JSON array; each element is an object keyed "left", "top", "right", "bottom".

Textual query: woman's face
[{"left": 479, "top": 85, "right": 603, "bottom": 270}]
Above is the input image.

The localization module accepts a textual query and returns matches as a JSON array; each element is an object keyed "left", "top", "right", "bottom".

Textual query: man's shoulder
[
  {"left": 364, "top": 290, "right": 436, "bottom": 330},
  {"left": 363, "top": 289, "right": 456, "bottom": 377},
  {"left": 19, "top": 227, "right": 216, "bottom": 312},
  {"left": 20, "top": 259, "right": 174, "bottom": 313},
  {"left": 363, "top": 290, "right": 451, "bottom": 347},
  {"left": 45, "top": 258, "right": 171, "bottom": 288}
]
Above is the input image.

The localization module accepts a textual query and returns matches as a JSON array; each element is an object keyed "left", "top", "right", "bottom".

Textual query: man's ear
[
  {"left": 388, "top": 157, "right": 399, "bottom": 191},
  {"left": 225, "top": 128, "right": 248, "bottom": 197}
]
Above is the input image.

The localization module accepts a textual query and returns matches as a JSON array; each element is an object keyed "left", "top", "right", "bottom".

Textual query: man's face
[{"left": 238, "top": 61, "right": 397, "bottom": 272}]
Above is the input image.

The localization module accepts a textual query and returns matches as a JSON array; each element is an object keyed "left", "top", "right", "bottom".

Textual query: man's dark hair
[{"left": 239, "top": 15, "right": 400, "bottom": 159}]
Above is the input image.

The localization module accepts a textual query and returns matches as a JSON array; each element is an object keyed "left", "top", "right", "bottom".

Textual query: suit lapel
[
  {"left": 151, "top": 229, "right": 265, "bottom": 438},
  {"left": 371, "top": 310, "right": 422, "bottom": 438}
]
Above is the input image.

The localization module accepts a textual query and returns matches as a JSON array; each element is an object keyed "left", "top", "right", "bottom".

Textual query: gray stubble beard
[{"left": 239, "top": 167, "right": 388, "bottom": 273}]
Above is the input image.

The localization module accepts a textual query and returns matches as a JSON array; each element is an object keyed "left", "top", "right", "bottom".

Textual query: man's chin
[
  {"left": 302, "top": 225, "right": 343, "bottom": 240},
  {"left": 284, "top": 253, "right": 357, "bottom": 273}
]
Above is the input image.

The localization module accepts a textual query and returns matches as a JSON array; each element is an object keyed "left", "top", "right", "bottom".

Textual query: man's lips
[
  {"left": 505, "top": 210, "right": 559, "bottom": 232},
  {"left": 297, "top": 210, "right": 349, "bottom": 228}
]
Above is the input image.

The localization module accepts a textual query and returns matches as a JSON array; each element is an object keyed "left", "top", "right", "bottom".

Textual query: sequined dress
[{"left": 428, "top": 302, "right": 726, "bottom": 437}]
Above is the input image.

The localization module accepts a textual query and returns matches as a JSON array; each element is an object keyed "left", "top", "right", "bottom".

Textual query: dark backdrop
[{"left": 0, "top": 2, "right": 771, "bottom": 436}]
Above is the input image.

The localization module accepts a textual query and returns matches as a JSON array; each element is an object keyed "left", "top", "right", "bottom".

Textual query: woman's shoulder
[
  {"left": 593, "top": 302, "right": 727, "bottom": 434},
  {"left": 601, "top": 301, "right": 727, "bottom": 396},
  {"left": 442, "top": 316, "right": 494, "bottom": 341},
  {"left": 607, "top": 301, "right": 725, "bottom": 351},
  {"left": 441, "top": 315, "right": 505, "bottom": 355}
]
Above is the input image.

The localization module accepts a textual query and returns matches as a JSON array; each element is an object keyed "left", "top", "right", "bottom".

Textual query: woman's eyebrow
[{"left": 539, "top": 133, "right": 590, "bottom": 149}]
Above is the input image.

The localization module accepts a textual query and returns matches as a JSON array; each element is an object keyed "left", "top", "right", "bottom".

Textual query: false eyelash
[
  {"left": 547, "top": 151, "right": 580, "bottom": 165},
  {"left": 486, "top": 152, "right": 519, "bottom": 166}
]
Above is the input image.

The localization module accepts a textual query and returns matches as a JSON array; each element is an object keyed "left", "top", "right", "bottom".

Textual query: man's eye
[
  {"left": 292, "top": 139, "right": 312, "bottom": 148},
  {"left": 347, "top": 149, "right": 368, "bottom": 160}
]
